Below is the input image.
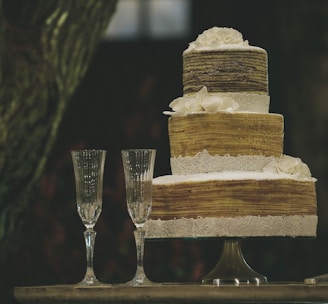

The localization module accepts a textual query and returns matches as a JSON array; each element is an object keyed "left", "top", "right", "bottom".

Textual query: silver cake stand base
[
  {"left": 304, "top": 273, "right": 328, "bottom": 285},
  {"left": 201, "top": 239, "right": 267, "bottom": 285}
]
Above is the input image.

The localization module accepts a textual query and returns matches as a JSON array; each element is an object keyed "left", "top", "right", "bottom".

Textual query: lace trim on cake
[
  {"left": 145, "top": 215, "right": 318, "bottom": 239},
  {"left": 171, "top": 151, "right": 314, "bottom": 180}
]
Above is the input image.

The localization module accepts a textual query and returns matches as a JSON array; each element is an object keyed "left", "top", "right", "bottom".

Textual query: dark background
[{"left": 14, "top": 0, "right": 328, "bottom": 290}]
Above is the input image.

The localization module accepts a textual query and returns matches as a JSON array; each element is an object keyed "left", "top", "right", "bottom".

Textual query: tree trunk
[{"left": 0, "top": 0, "right": 117, "bottom": 302}]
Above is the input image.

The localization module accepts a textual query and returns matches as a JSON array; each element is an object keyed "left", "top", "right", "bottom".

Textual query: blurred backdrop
[{"left": 12, "top": 0, "right": 328, "bottom": 292}]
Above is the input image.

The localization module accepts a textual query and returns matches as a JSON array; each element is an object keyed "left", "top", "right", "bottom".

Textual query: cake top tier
[
  {"left": 184, "top": 27, "right": 263, "bottom": 52},
  {"left": 183, "top": 27, "right": 268, "bottom": 95}
]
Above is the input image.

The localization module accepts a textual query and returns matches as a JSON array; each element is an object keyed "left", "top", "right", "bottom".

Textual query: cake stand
[{"left": 201, "top": 239, "right": 267, "bottom": 285}]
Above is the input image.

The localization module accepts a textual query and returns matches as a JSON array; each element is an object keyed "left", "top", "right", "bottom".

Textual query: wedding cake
[{"left": 145, "top": 27, "right": 317, "bottom": 238}]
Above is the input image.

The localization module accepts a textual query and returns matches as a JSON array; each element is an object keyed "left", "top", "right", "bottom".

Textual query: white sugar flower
[
  {"left": 164, "top": 86, "right": 239, "bottom": 115},
  {"left": 263, "top": 155, "right": 312, "bottom": 179},
  {"left": 188, "top": 27, "right": 249, "bottom": 51}
]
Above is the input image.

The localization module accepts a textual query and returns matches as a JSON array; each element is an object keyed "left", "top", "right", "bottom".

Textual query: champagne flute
[
  {"left": 121, "top": 149, "right": 156, "bottom": 286},
  {"left": 71, "top": 149, "right": 106, "bottom": 286}
]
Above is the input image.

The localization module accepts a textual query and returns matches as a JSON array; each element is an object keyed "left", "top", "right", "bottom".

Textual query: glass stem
[
  {"left": 134, "top": 227, "right": 147, "bottom": 281},
  {"left": 83, "top": 228, "right": 97, "bottom": 284}
]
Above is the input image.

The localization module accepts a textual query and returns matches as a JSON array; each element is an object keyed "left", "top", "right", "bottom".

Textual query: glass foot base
[
  {"left": 201, "top": 239, "right": 267, "bottom": 286},
  {"left": 77, "top": 270, "right": 103, "bottom": 286},
  {"left": 77, "top": 278, "right": 103, "bottom": 286},
  {"left": 126, "top": 276, "right": 154, "bottom": 286}
]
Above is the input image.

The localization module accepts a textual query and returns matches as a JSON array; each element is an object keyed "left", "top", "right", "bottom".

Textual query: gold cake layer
[
  {"left": 183, "top": 49, "right": 268, "bottom": 95},
  {"left": 169, "top": 112, "right": 284, "bottom": 158},
  {"left": 151, "top": 178, "right": 317, "bottom": 220}
]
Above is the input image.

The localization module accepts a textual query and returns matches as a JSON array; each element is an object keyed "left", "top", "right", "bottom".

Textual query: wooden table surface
[{"left": 14, "top": 282, "right": 328, "bottom": 304}]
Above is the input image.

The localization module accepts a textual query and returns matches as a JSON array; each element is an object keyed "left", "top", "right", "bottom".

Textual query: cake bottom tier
[{"left": 147, "top": 172, "right": 317, "bottom": 238}]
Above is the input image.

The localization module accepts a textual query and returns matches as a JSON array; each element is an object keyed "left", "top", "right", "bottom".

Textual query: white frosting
[
  {"left": 170, "top": 150, "right": 315, "bottom": 181},
  {"left": 204, "top": 92, "right": 269, "bottom": 113},
  {"left": 164, "top": 87, "right": 270, "bottom": 115},
  {"left": 153, "top": 170, "right": 315, "bottom": 186},
  {"left": 145, "top": 215, "right": 318, "bottom": 238}
]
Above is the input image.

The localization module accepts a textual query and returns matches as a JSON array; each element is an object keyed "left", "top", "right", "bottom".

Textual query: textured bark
[{"left": 0, "top": 0, "right": 117, "bottom": 301}]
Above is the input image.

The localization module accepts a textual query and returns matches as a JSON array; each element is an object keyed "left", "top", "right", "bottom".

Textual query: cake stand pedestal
[{"left": 201, "top": 239, "right": 267, "bottom": 285}]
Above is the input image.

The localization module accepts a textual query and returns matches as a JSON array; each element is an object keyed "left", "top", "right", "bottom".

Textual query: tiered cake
[{"left": 146, "top": 27, "right": 317, "bottom": 238}]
